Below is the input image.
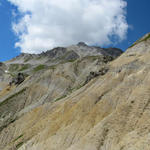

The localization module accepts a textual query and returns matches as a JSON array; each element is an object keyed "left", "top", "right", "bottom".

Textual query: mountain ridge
[{"left": 6, "top": 42, "right": 122, "bottom": 65}]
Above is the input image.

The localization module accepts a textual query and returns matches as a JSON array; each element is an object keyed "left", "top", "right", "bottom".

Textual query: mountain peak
[{"left": 77, "top": 42, "right": 87, "bottom": 46}]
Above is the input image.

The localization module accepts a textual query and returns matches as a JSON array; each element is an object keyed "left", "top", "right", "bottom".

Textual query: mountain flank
[{"left": 0, "top": 33, "right": 150, "bottom": 150}]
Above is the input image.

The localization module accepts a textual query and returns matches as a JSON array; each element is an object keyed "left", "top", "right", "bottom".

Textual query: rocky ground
[{"left": 0, "top": 34, "right": 150, "bottom": 150}]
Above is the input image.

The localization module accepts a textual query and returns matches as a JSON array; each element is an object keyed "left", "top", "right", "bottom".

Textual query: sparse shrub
[
  {"left": 16, "top": 142, "right": 24, "bottom": 149},
  {"left": 55, "top": 95, "right": 67, "bottom": 102}
]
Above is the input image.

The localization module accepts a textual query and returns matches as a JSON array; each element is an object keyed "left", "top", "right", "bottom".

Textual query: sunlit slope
[{"left": 1, "top": 34, "right": 150, "bottom": 150}]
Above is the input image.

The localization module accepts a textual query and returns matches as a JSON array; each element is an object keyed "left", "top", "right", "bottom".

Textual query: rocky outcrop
[
  {"left": 85, "top": 67, "right": 109, "bottom": 85},
  {"left": 10, "top": 73, "right": 25, "bottom": 86},
  {"left": 77, "top": 42, "right": 87, "bottom": 47},
  {"left": 41, "top": 47, "right": 67, "bottom": 58}
]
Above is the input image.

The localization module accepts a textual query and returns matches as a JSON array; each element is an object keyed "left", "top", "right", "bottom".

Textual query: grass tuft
[
  {"left": 13, "top": 134, "right": 23, "bottom": 142},
  {"left": 55, "top": 95, "right": 67, "bottom": 102},
  {"left": 16, "top": 142, "right": 24, "bottom": 149},
  {"left": 33, "top": 65, "right": 46, "bottom": 72}
]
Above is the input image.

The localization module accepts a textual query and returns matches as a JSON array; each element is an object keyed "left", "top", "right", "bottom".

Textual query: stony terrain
[{"left": 0, "top": 33, "right": 150, "bottom": 150}]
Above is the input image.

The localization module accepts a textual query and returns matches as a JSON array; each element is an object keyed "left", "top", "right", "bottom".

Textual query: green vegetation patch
[
  {"left": 33, "top": 64, "right": 46, "bottom": 72},
  {"left": 9, "top": 64, "right": 20, "bottom": 72},
  {"left": 55, "top": 95, "right": 67, "bottom": 102},
  {"left": 0, "top": 88, "right": 26, "bottom": 107},
  {"left": 76, "top": 84, "right": 84, "bottom": 90},
  {"left": 16, "top": 142, "right": 24, "bottom": 149},
  {"left": 48, "top": 65, "right": 57, "bottom": 70},
  {"left": 13, "top": 134, "right": 23, "bottom": 142},
  {"left": 8, "top": 72, "right": 16, "bottom": 77},
  {"left": 70, "top": 84, "right": 84, "bottom": 92},
  {"left": 19, "top": 64, "right": 30, "bottom": 71},
  {"left": 87, "top": 55, "right": 102, "bottom": 61},
  {"left": 62, "top": 59, "right": 77, "bottom": 63},
  {"left": 9, "top": 64, "right": 30, "bottom": 72}
]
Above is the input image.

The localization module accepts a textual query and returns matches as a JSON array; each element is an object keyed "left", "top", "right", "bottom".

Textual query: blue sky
[
  {"left": 0, "top": 0, "right": 20, "bottom": 61},
  {"left": 0, "top": 0, "right": 150, "bottom": 62}
]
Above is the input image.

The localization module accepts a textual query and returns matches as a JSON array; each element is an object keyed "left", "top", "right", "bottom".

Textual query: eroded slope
[{"left": 1, "top": 34, "right": 150, "bottom": 150}]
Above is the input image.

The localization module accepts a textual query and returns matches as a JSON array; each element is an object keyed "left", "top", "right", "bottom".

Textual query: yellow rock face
[{"left": 1, "top": 35, "right": 150, "bottom": 150}]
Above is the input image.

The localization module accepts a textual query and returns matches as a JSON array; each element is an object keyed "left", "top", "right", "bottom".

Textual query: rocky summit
[{"left": 0, "top": 34, "right": 150, "bottom": 150}]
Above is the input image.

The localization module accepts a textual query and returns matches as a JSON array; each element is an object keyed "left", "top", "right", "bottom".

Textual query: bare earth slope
[
  {"left": 0, "top": 43, "right": 121, "bottom": 136},
  {"left": 1, "top": 34, "right": 150, "bottom": 150}
]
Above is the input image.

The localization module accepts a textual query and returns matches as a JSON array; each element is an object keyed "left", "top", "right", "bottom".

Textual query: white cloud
[{"left": 8, "top": 0, "right": 128, "bottom": 53}]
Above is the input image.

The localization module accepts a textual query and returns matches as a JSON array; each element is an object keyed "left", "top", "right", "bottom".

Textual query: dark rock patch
[
  {"left": 10, "top": 73, "right": 25, "bottom": 86},
  {"left": 84, "top": 67, "right": 109, "bottom": 85}
]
